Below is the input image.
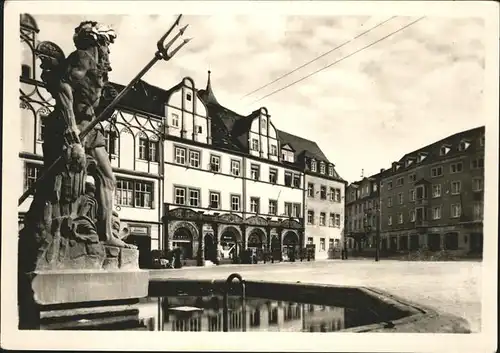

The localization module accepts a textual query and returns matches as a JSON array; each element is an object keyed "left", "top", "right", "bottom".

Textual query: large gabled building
[{"left": 18, "top": 14, "right": 346, "bottom": 266}]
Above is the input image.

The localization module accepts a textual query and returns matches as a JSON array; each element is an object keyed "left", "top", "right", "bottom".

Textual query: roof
[
  {"left": 277, "top": 129, "right": 330, "bottom": 163},
  {"left": 110, "top": 79, "right": 168, "bottom": 117}
]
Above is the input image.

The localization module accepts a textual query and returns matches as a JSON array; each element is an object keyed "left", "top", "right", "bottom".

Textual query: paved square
[{"left": 150, "top": 260, "right": 482, "bottom": 333}]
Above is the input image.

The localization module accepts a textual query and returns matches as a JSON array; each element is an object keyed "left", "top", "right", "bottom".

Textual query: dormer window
[
  {"left": 440, "top": 145, "right": 451, "bottom": 156},
  {"left": 458, "top": 140, "right": 470, "bottom": 151},
  {"left": 311, "top": 160, "right": 317, "bottom": 172},
  {"left": 328, "top": 165, "right": 334, "bottom": 176},
  {"left": 261, "top": 118, "right": 266, "bottom": 132},
  {"left": 392, "top": 162, "right": 401, "bottom": 172},
  {"left": 417, "top": 152, "right": 428, "bottom": 163},
  {"left": 320, "top": 162, "right": 326, "bottom": 174},
  {"left": 405, "top": 158, "right": 414, "bottom": 167}
]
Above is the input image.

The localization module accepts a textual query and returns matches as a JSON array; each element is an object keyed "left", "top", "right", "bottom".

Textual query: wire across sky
[{"left": 247, "top": 16, "right": 426, "bottom": 105}]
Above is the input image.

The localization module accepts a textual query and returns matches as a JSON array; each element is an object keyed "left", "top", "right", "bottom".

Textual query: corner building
[{"left": 379, "top": 127, "right": 485, "bottom": 254}]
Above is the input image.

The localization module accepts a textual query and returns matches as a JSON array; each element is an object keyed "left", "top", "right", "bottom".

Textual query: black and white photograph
[{"left": 1, "top": 1, "right": 498, "bottom": 352}]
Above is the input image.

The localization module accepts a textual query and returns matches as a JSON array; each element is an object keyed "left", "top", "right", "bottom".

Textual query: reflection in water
[{"left": 137, "top": 295, "right": 382, "bottom": 332}]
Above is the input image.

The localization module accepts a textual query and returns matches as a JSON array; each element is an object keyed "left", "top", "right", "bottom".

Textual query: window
[
  {"left": 431, "top": 166, "right": 443, "bottom": 177},
  {"left": 307, "top": 237, "right": 313, "bottom": 245},
  {"left": 396, "top": 177, "right": 404, "bottom": 187},
  {"left": 21, "top": 64, "right": 31, "bottom": 78},
  {"left": 398, "top": 213, "right": 403, "bottom": 224},
  {"left": 231, "top": 195, "right": 241, "bottom": 211},
  {"left": 320, "top": 238, "right": 325, "bottom": 251},
  {"left": 409, "top": 189, "right": 416, "bottom": 202},
  {"left": 250, "top": 197, "right": 260, "bottom": 213},
  {"left": 174, "top": 147, "right": 186, "bottom": 165},
  {"left": 116, "top": 179, "right": 153, "bottom": 208},
  {"left": 270, "top": 145, "right": 278, "bottom": 156},
  {"left": 115, "top": 180, "right": 134, "bottom": 207},
  {"left": 451, "top": 204, "right": 461, "bottom": 218},
  {"left": 319, "top": 213, "right": 326, "bottom": 226},
  {"left": 417, "top": 153, "right": 427, "bottom": 163},
  {"left": 293, "top": 203, "right": 301, "bottom": 217},
  {"left": 320, "top": 186, "right": 327, "bottom": 200},
  {"left": 451, "top": 181, "right": 461, "bottom": 195},
  {"left": 335, "top": 214, "right": 341, "bottom": 227},
  {"left": 473, "top": 203, "right": 483, "bottom": 220},
  {"left": 408, "top": 173, "right": 416, "bottom": 182},
  {"left": 189, "top": 150, "right": 200, "bottom": 168},
  {"left": 387, "top": 181, "right": 393, "bottom": 190},
  {"left": 185, "top": 92, "right": 192, "bottom": 101},
  {"left": 135, "top": 181, "right": 153, "bottom": 208},
  {"left": 269, "top": 169, "right": 277, "bottom": 184},
  {"left": 307, "top": 210, "right": 314, "bottom": 225},
  {"left": 189, "top": 189, "right": 200, "bottom": 207},
  {"left": 329, "top": 188, "right": 335, "bottom": 202},
  {"left": 335, "top": 189, "right": 341, "bottom": 202},
  {"left": 173, "top": 187, "right": 186, "bottom": 205},
  {"left": 471, "top": 158, "right": 484, "bottom": 169},
  {"left": 251, "top": 138, "right": 259, "bottom": 151},
  {"left": 307, "top": 183, "right": 314, "bottom": 197},
  {"left": 432, "top": 206, "right": 441, "bottom": 220},
  {"left": 458, "top": 141, "right": 470, "bottom": 151},
  {"left": 440, "top": 146, "right": 450, "bottom": 156},
  {"left": 281, "top": 150, "right": 294, "bottom": 163},
  {"left": 292, "top": 174, "right": 301, "bottom": 188},
  {"left": 432, "top": 184, "right": 442, "bottom": 198},
  {"left": 138, "top": 138, "right": 159, "bottom": 162},
  {"left": 210, "top": 155, "right": 220, "bottom": 172},
  {"left": 373, "top": 183, "right": 378, "bottom": 192},
  {"left": 284, "top": 203, "right": 293, "bottom": 217},
  {"left": 269, "top": 200, "right": 277, "bottom": 215},
  {"left": 24, "top": 163, "right": 41, "bottom": 191},
  {"left": 328, "top": 166, "right": 334, "bottom": 176},
  {"left": 231, "top": 160, "right": 241, "bottom": 176},
  {"left": 329, "top": 213, "right": 335, "bottom": 227},
  {"left": 311, "top": 160, "right": 317, "bottom": 172},
  {"left": 103, "top": 130, "right": 118, "bottom": 155},
  {"left": 329, "top": 239, "right": 334, "bottom": 248},
  {"left": 284, "top": 171, "right": 292, "bottom": 186},
  {"left": 472, "top": 178, "right": 483, "bottom": 192},
  {"left": 387, "top": 197, "right": 393, "bottom": 207},
  {"left": 38, "top": 114, "right": 47, "bottom": 141},
  {"left": 171, "top": 113, "right": 179, "bottom": 127},
  {"left": 409, "top": 209, "right": 416, "bottom": 222},
  {"left": 450, "top": 162, "right": 463, "bottom": 174},
  {"left": 388, "top": 215, "right": 392, "bottom": 226},
  {"left": 320, "top": 163, "right": 326, "bottom": 174},
  {"left": 209, "top": 192, "right": 220, "bottom": 209},
  {"left": 250, "top": 164, "right": 260, "bottom": 180},
  {"left": 398, "top": 193, "right": 404, "bottom": 204}
]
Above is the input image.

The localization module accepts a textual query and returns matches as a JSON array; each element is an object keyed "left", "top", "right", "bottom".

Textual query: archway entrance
[
  {"left": 283, "top": 231, "right": 299, "bottom": 261},
  {"left": 173, "top": 228, "right": 194, "bottom": 259},
  {"left": 204, "top": 234, "right": 216, "bottom": 262},
  {"left": 247, "top": 230, "right": 265, "bottom": 250},
  {"left": 220, "top": 227, "right": 241, "bottom": 260}
]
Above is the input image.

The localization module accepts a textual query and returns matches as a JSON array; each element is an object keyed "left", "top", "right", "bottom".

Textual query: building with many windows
[
  {"left": 17, "top": 14, "right": 345, "bottom": 267},
  {"left": 344, "top": 173, "right": 383, "bottom": 251},
  {"left": 379, "top": 126, "right": 484, "bottom": 254}
]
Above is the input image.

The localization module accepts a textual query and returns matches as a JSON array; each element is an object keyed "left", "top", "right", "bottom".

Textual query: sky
[{"left": 31, "top": 13, "right": 486, "bottom": 183}]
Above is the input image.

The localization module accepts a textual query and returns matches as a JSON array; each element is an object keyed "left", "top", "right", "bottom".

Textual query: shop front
[{"left": 125, "top": 224, "right": 151, "bottom": 269}]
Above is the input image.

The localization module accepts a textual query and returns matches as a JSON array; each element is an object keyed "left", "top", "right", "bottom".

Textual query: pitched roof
[
  {"left": 110, "top": 79, "right": 168, "bottom": 117},
  {"left": 277, "top": 129, "right": 330, "bottom": 163}
]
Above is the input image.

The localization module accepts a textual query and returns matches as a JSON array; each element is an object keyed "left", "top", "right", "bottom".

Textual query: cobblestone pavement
[{"left": 150, "top": 259, "right": 482, "bottom": 333}]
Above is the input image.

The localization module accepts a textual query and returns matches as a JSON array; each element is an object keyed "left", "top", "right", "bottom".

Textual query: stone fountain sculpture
[{"left": 18, "top": 16, "right": 190, "bottom": 330}]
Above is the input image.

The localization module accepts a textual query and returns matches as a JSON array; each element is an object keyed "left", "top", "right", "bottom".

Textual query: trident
[{"left": 18, "top": 15, "right": 191, "bottom": 206}]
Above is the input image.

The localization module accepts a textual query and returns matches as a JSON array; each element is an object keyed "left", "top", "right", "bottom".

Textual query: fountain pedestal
[{"left": 19, "top": 247, "right": 150, "bottom": 330}]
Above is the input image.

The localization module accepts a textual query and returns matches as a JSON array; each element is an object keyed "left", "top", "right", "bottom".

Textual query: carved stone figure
[{"left": 19, "top": 21, "right": 136, "bottom": 273}]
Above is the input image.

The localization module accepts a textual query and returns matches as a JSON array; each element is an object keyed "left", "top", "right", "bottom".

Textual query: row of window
[
  {"left": 307, "top": 183, "right": 342, "bottom": 202},
  {"left": 174, "top": 146, "right": 302, "bottom": 187},
  {"left": 306, "top": 211, "right": 342, "bottom": 227},
  {"left": 309, "top": 159, "right": 336, "bottom": 177},
  {"left": 250, "top": 138, "right": 278, "bottom": 157},
  {"left": 386, "top": 178, "right": 483, "bottom": 207},
  {"left": 169, "top": 112, "right": 204, "bottom": 134},
  {"left": 173, "top": 186, "right": 302, "bottom": 216},
  {"left": 385, "top": 157, "right": 484, "bottom": 190},
  {"left": 306, "top": 237, "right": 340, "bottom": 251}
]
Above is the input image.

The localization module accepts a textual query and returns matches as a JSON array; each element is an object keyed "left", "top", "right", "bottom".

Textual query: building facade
[
  {"left": 17, "top": 14, "right": 345, "bottom": 266},
  {"left": 344, "top": 174, "right": 382, "bottom": 251},
  {"left": 378, "top": 126, "right": 484, "bottom": 254}
]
